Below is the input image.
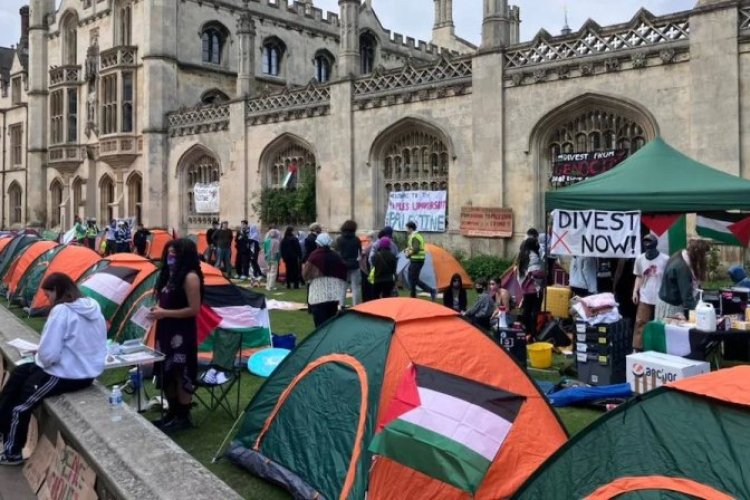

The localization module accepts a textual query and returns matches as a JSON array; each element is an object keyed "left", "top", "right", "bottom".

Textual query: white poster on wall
[
  {"left": 385, "top": 191, "right": 447, "bottom": 233},
  {"left": 550, "top": 209, "right": 641, "bottom": 258},
  {"left": 193, "top": 182, "right": 220, "bottom": 214}
]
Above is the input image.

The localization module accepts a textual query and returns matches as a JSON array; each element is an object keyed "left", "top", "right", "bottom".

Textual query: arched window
[
  {"left": 8, "top": 182, "right": 22, "bottom": 225},
  {"left": 262, "top": 37, "right": 286, "bottom": 77},
  {"left": 182, "top": 151, "right": 220, "bottom": 226},
  {"left": 99, "top": 175, "right": 114, "bottom": 224},
  {"left": 314, "top": 51, "right": 334, "bottom": 83},
  {"left": 201, "top": 89, "right": 230, "bottom": 105},
  {"left": 117, "top": 2, "right": 132, "bottom": 46},
  {"left": 373, "top": 121, "right": 450, "bottom": 226},
  {"left": 127, "top": 173, "right": 142, "bottom": 224},
  {"left": 266, "top": 142, "right": 316, "bottom": 190},
  {"left": 50, "top": 179, "right": 64, "bottom": 228},
  {"left": 72, "top": 177, "right": 84, "bottom": 220},
  {"left": 201, "top": 23, "right": 228, "bottom": 65},
  {"left": 61, "top": 12, "right": 78, "bottom": 65},
  {"left": 360, "top": 32, "right": 377, "bottom": 75}
]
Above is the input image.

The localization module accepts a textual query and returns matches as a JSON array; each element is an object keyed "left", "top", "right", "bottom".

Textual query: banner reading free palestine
[{"left": 385, "top": 191, "right": 447, "bottom": 233}]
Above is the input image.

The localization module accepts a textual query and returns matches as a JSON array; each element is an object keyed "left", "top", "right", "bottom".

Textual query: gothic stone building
[{"left": 0, "top": 0, "right": 747, "bottom": 255}]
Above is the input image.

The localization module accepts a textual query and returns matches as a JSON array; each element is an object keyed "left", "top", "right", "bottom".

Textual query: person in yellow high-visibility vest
[{"left": 405, "top": 221, "right": 436, "bottom": 301}]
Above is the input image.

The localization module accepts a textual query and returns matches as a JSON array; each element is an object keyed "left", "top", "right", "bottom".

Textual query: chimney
[{"left": 19, "top": 6, "right": 30, "bottom": 51}]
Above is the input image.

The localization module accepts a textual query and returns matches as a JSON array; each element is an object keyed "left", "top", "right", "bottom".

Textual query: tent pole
[{"left": 211, "top": 408, "right": 247, "bottom": 464}]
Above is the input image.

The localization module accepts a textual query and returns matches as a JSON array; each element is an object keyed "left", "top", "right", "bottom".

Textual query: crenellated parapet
[
  {"left": 245, "top": 80, "right": 331, "bottom": 126},
  {"left": 504, "top": 9, "right": 690, "bottom": 87},
  {"left": 353, "top": 54, "right": 472, "bottom": 110},
  {"left": 167, "top": 103, "right": 231, "bottom": 137}
]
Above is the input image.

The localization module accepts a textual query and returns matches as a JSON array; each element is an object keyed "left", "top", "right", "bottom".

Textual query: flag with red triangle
[
  {"left": 697, "top": 212, "right": 750, "bottom": 247},
  {"left": 641, "top": 214, "right": 687, "bottom": 255}
]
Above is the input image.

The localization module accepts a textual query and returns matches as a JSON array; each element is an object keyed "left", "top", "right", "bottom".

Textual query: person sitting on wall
[{"left": 0, "top": 273, "right": 107, "bottom": 465}]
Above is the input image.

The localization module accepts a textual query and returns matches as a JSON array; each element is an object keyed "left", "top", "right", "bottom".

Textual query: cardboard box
[
  {"left": 546, "top": 286, "right": 572, "bottom": 319},
  {"left": 627, "top": 351, "right": 710, "bottom": 395}
]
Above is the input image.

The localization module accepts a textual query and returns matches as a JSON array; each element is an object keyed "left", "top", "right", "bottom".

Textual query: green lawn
[{"left": 5, "top": 287, "right": 602, "bottom": 498}]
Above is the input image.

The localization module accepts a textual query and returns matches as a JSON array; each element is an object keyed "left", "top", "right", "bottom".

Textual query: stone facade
[{"left": 1, "top": 0, "right": 750, "bottom": 256}]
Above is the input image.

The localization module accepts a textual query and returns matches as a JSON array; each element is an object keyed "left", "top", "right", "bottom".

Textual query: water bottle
[
  {"left": 497, "top": 306, "right": 508, "bottom": 329},
  {"left": 109, "top": 385, "right": 123, "bottom": 422}
]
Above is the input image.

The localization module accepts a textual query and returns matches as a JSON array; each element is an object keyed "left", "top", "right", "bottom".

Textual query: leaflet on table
[
  {"left": 130, "top": 305, "right": 154, "bottom": 331},
  {"left": 7, "top": 338, "right": 39, "bottom": 356}
]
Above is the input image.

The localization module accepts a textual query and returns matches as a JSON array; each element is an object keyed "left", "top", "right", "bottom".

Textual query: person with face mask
[
  {"left": 632, "top": 234, "right": 669, "bottom": 350},
  {"left": 463, "top": 278, "right": 500, "bottom": 330}
]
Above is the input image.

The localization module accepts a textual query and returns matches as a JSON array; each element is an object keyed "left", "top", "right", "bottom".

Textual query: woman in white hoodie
[{"left": 0, "top": 273, "right": 107, "bottom": 465}]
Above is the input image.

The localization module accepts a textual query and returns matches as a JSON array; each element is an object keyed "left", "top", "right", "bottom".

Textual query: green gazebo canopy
[{"left": 545, "top": 137, "right": 750, "bottom": 213}]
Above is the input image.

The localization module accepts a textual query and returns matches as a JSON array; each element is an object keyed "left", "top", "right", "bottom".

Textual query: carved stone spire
[
  {"left": 338, "top": 0, "right": 360, "bottom": 77},
  {"left": 236, "top": 9, "right": 256, "bottom": 97}
]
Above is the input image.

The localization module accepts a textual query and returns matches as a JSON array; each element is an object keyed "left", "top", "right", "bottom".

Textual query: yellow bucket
[{"left": 527, "top": 342, "right": 553, "bottom": 369}]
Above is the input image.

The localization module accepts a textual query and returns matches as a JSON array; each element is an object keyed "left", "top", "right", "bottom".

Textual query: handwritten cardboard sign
[
  {"left": 551, "top": 209, "right": 641, "bottom": 258},
  {"left": 460, "top": 207, "right": 513, "bottom": 238}
]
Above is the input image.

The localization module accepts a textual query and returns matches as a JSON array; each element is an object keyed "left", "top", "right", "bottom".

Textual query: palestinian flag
[
  {"left": 696, "top": 212, "right": 750, "bottom": 247},
  {"left": 80, "top": 266, "right": 138, "bottom": 319},
  {"left": 642, "top": 322, "right": 691, "bottom": 356},
  {"left": 369, "top": 365, "right": 525, "bottom": 494},
  {"left": 199, "top": 285, "right": 271, "bottom": 348},
  {"left": 641, "top": 214, "right": 687, "bottom": 255}
]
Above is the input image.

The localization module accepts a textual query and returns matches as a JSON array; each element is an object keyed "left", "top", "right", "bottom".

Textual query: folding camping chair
[{"left": 193, "top": 330, "right": 243, "bottom": 425}]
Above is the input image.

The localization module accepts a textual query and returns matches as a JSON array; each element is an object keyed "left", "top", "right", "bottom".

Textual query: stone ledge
[{"left": 0, "top": 306, "right": 242, "bottom": 500}]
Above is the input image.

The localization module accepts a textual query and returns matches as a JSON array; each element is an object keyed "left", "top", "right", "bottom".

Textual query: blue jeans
[{"left": 216, "top": 248, "right": 232, "bottom": 275}]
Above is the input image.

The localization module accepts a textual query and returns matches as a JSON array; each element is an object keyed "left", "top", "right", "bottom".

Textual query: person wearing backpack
[
  {"left": 336, "top": 220, "right": 363, "bottom": 307},
  {"left": 371, "top": 237, "right": 398, "bottom": 299}
]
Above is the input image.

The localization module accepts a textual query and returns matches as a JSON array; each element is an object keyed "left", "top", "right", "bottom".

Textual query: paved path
[{"left": 0, "top": 466, "right": 36, "bottom": 500}]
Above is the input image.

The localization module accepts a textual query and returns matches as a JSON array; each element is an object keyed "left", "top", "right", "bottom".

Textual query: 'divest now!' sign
[{"left": 550, "top": 209, "right": 641, "bottom": 258}]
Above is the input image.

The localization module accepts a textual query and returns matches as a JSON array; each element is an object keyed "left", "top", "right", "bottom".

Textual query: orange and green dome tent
[
  {"left": 227, "top": 298, "right": 566, "bottom": 499},
  {"left": 514, "top": 366, "right": 750, "bottom": 499}
]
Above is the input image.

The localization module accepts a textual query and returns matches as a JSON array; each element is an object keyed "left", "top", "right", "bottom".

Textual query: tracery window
[
  {"left": 72, "top": 177, "right": 84, "bottom": 219},
  {"left": 382, "top": 130, "right": 449, "bottom": 197},
  {"left": 314, "top": 51, "right": 333, "bottom": 83},
  {"left": 360, "top": 32, "right": 377, "bottom": 75},
  {"left": 546, "top": 110, "right": 647, "bottom": 161},
  {"left": 127, "top": 173, "right": 142, "bottom": 223},
  {"left": 185, "top": 154, "right": 220, "bottom": 222},
  {"left": 268, "top": 144, "right": 315, "bottom": 190},
  {"left": 62, "top": 13, "right": 78, "bottom": 65},
  {"left": 202, "top": 27, "right": 224, "bottom": 65},
  {"left": 117, "top": 3, "right": 132, "bottom": 46},
  {"left": 262, "top": 38, "right": 285, "bottom": 77}
]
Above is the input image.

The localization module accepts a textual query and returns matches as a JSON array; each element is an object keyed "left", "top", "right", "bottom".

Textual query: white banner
[
  {"left": 193, "top": 182, "right": 220, "bottom": 214},
  {"left": 385, "top": 191, "right": 447, "bottom": 233},
  {"left": 550, "top": 209, "right": 641, "bottom": 258}
]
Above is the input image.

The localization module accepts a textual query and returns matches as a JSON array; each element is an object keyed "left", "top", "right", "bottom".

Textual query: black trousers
[
  {"left": 408, "top": 260, "right": 433, "bottom": 297},
  {"left": 310, "top": 301, "right": 339, "bottom": 327},
  {"left": 0, "top": 363, "right": 92, "bottom": 458},
  {"left": 522, "top": 291, "right": 542, "bottom": 338},
  {"left": 235, "top": 251, "right": 250, "bottom": 277},
  {"left": 250, "top": 253, "right": 263, "bottom": 278},
  {"left": 373, "top": 281, "right": 395, "bottom": 299}
]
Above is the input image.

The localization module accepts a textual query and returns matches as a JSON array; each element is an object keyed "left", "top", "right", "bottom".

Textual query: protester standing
[
  {"left": 368, "top": 226, "right": 399, "bottom": 266},
  {"left": 115, "top": 222, "right": 129, "bottom": 253},
  {"left": 570, "top": 256, "right": 598, "bottom": 297},
  {"left": 248, "top": 224, "right": 263, "bottom": 279},
  {"left": 632, "top": 234, "right": 669, "bottom": 350},
  {"left": 371, "top": 236, "right": 397, "bottom": 299},
  {"left": 133, "top": 223, "right": 151, "bottom": 257},
  {"left": 264, "top": 229, "right": 281, "bottom": 291},
  {"left": 149, "top": 239, "right": 204, "bottom": 431},
  {"left": 303, "top": 223, "right": 322, "bottom": 263},
  {"left": 280, "top": 226, "right": 302, "bottom": 289},
  {"left": 405, "top": 221, "right": 437, "bottom": 300},
  {"left": 360, "top": 231, "right": 378, "bottom": 302},
  {"left": 0, "top": 273, "right": 106, "bottom": 465},
  {"left": 336, "top": 220, "right": 363, "bottom": 306},
  {"left": 235, "top": 220, "right": 252, "bottom": 280},
  {"left": 443, "top": 273, "right": 468, "bottom": 313},
  {"left": 519, "top": 237, "right": 544, "bottom": 338},
  {"left": 85, "top": 219, "right": 99, "bottom": 250},
  {"left": 303, "top": 233, "right": 347, "bottom": 327},
  {"left": 656, "top": 240, "right": 710, "bottom": 320},
  {"left": 205, "top": 220, "right": 219, "bottom": 264},
  {"left": 105, "top": 220, "right": 117, "bottom": 256},
  {"left": 213, "top": 221, "right": 233, "bottom": 277},
  {"left": 73, "top": 216, "right": 86, "bottom": 245}
]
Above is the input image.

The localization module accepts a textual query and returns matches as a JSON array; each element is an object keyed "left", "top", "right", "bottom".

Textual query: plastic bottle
[
  {"left": 109, "top": 385, "right": 123, "bottom": 422},
  {"left": 695, "top": 290, "right": 717, "bottom": 332}
]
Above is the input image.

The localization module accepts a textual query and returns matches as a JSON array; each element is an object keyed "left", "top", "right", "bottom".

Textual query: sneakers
[
  {"left": 0, "top": 453, "right": 24, "bottom": 466},
  {"left": 160, "top": 416, "right": 193, "bottom": 433}
]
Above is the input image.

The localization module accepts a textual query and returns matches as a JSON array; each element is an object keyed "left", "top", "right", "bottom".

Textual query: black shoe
[
  {"left": 160, "top": 416, "right": 193, "bottom": 433},
  {"left": 0, "top": 453, "right": 24, "bottom": 466},
  {"left": 151, "top": 414, "right": 176, "bottom": 428}
]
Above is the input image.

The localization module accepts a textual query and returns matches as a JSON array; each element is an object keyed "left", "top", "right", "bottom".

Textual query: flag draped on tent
[
  {"left": 369, "top": 365, "right": 525, "bottom": 494},
  {"left": 696, "top": 212, "right": 750, "bottom": 247},
  {"left": 80, "top": 266, "right": 138, "bottom": 319},
  {"left": 641, "top": 214, "right": 687, "bottom": 255}
]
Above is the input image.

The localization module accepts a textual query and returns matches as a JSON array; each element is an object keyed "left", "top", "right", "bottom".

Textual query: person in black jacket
[
  {"left": 336, "top": 220, "right": 362, "bottom": 306},
  {"left": 234, "top": 220, "right": 252, "bottom": 280},
  {"left": 205, "top": 220, "right": 219, "bottom": 264},
  {"left": 372, "top": 237, "right": 397, "bottom": 299},
  {"left": 132, "top": 223, "right": 151, "bottom": 257},
  {"left": 303, "top": 222, "right": 322, "bottom": 263},
  {"left": 280, "top": 226, "right": 302, "bottom": 289},
  {"left": 443, "top": 273, "right": 468, "bottom": 313}
]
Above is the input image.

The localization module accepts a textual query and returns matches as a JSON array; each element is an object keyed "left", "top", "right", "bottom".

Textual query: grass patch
[{"left": 4, "top": 288, "right": 604, "bottom": 497}]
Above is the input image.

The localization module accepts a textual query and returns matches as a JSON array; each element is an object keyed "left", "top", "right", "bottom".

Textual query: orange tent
[
  {"left": 103, "top": 253, "right": 157, "bottom": 291},
  {"left": 29, "top": 245, "right": 102, "bottom": 316},
  {"left": 146, "top": 229, "right": 174, "bottom": 260},
  {"left": 228, "top": 299, "right": 567, "bottom": 499},
  {"left": 3, "top": 240, "right": 58, "bottom": 295},
  {"left": 0, "top": 236, "right": 13, "bottom": 254},
  {"left": 397, "top": 243, "right": 473, "bottom": 291},
  {"left": 193, "top": 230, "right": 237, "bottom": 266}
]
